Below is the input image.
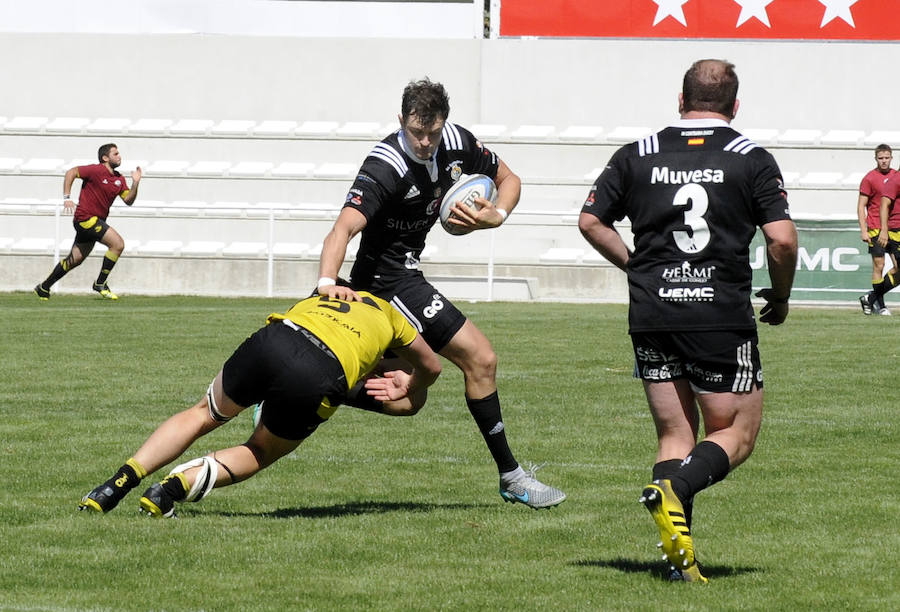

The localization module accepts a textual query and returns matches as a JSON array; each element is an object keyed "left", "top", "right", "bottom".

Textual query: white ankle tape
[{"left": 169, "top": 456, "right": 218, "bottom": 502}]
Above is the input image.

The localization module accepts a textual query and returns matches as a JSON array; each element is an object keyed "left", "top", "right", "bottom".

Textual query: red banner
[{"left": 500, "top": 0, "right": 900, "bottom": 40}]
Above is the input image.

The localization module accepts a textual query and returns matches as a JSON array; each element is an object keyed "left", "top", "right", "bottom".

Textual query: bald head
[{"left": 680, "top": 59, "right": 739, "bottom": 119}]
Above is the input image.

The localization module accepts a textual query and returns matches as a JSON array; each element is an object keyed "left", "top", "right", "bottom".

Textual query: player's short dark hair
[
  {"left": 401, "top": 78, "right": 450, "bottom": 127},
  {"left": 875, "top": 143, "right": 892, "bottom": 155},
  {"left": 98, "top": 143, "right": 117, "bottom": 162},
  {"left": 682, "top": 60, "right": 739, "bottom": 118}
]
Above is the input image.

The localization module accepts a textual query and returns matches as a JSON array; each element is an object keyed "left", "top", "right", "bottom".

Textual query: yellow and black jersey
[{"left": 266, "top": 292, "right": 418, "bottom": 390}]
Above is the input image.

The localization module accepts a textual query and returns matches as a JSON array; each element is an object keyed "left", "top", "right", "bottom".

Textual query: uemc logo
[
  {"left": 750, "top": 246, "right": 859, "bottom": 271},
  {"left": 658, "top": 287, "right": 715, "bottom": 300}
]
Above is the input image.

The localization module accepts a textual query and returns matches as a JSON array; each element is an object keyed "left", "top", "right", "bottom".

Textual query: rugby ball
[{"left": 439, "top": 173, "right": 497, "bottom": 235}]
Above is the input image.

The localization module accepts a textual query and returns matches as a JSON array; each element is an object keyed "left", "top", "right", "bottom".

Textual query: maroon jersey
[
  {"left": 73, "top": 164, "right": 130, "bottom": 221},
  {"left": 860, "top": 167, "right": 897, "bottom": 230}
]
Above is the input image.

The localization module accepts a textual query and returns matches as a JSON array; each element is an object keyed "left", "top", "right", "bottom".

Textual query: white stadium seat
[
  {"left": 821, "top": 130, "right": 865, "bottom": 146},
  {"left": 118, "top": 159, "right": 148, "bottom": 173},
  {"left": 270, "top": 162, "right": 315, "bottom": 178},
  {"left": 335, "top": 122, "right": 382, "bottom": 137},
  {"left": 86, "top": 117, "right": 130, "bottom": 133},
  {"left": 0, "top": 158, "right": 23, "bottom": 172},
  {"left": 798, "top": 172, "right": 843, "bottom": 187},
  {"left": 181, "top": 241, "right": 226, "bottom": 256},
  {"left": 204, "top": 201, "right": 251, "bottom": 217},
  {"left": 313, "top": 163, "right": 356, "bottom": 178},
  {"left": 4, "top": 116, "right": 48, "bottom": 132},
  {"left": 222, "top": 241, "right": 267, "bottom": 256},
  {"left": 169, "top": 119, "right": 215, "bottom": 135},
  {"left": 186, "top": 160, "right": 232, "bottom": 177},
  {"left": 146, "top": 160, "right": 190, "bottom": 175},
  {"left": 19, "top": 158, "right": 65, "bottom": 174},
  {"left": 510, "top": 125, "right": 556, "bottom": 141},
  {"left": 252, "top": 120, "right": 298, "bottom": 137},
  {"left": 740, "top": 128, "right": 779, "bottom": 145},
  {"left": 582, "top": 250, "right": 608, "bottom": 264},
  {"left": 777, "top": 129, "right": 822, "bottom": 145},
  {"left": 272, "top": 242, "right": 310, "bottom": 257},
  {"left": 781, "top": 171, "right": 801, "bottom": 186},
  {"left": 606, "top": 126, "right": 652, "bottom": 142},
  {"left": 210, "top": 119, "right": 256, "bottom": 135},
  {"left": 558, "top": 125, "right": 604, "bottom": 141},
  {"left": 11, "top": 237, "right": 55, "bottom": 253},
  {"left": 471, "top": 124, "right": 507, "bottom": 140},
  {"left": 539, "top": 247, "right": 584, "bottom": 263},
  {"left": 45, "top": 117, "right": 90, "bottom": 133},
  {"left": 135, "top": 240, "right": 183, "bottom": 255},
  {"left": 228, "top": 161, "right": 274, "bottom": 177},
  {"left": 842, "top": 172, "right": 865, "bottom": 187},
  {"left": 863, "top": 130, "right": 900, "bottom": 146},
  {"left": 296, "top": 121, "right": 340, "bottom": 137},
  {"left": 0, "top": 237, "right": 15, "bottom": 252},
  {"left": 128, "top": 118, "right": 173, "bottom": 134}
]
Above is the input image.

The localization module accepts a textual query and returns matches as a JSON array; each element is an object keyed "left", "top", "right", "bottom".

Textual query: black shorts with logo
[
  {"left": 630, "top": 328, "right": 763, "bottom": 393},
  {"left": 73, "top": 216, "right": 111, "bottom": 243},
  {"left": 222, "top": 321, "right": 347, "bottom": 440},
  {"left": 354, "top": 271, "right": 466, "bottom": 352}
]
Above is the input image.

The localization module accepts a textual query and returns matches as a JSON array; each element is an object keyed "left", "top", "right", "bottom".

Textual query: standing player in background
[
  {"left": 316, "top": 78, "right": 565, "bottom": 509},
  {"left": 858, "top": 145, "right": 899, "bottom": 314},
  {"left": 34, "top": 143, "right": 142, "bottom": 300},
  {"left": 579, "top": 59, "right": 797, "bottom": 582},
  {"left": 79, "top": 291, "right": 441, "bottom": 517}
]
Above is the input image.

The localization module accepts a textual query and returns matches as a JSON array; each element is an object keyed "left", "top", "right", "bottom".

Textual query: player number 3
[{"left": 672, "top": 183, "right": 710, "bottom": 254}]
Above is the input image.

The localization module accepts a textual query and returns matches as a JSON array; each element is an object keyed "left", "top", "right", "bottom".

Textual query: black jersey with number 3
[
  {"left": 344, "top": 123, "right": 499, "bottom": 286},
  {"left": 582, "top": 119, "right": 791, "bottom": 332}
]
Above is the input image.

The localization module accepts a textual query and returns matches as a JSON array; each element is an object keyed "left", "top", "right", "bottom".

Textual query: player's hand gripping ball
[{"left": 439, "top": 173, "right": 497, "bottom": 235}]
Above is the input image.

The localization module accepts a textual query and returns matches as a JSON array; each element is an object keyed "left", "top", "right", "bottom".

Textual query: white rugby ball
[{"left": 439, "top": 173, "right": 497, "bottom": 235}]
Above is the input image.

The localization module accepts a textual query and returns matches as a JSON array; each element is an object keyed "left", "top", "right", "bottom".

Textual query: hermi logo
[
  {"left": 651, "top": 167, "right": 724, "bottom": 185},
  {"left": 750, "top": 246, "right": 859, "bottom": 271}
]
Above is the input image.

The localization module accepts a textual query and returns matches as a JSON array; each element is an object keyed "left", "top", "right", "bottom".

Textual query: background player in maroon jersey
[
  {"left": 579, "top": 60, "right": 797, "bottom": 582},
  {"left": 858, "top": 144, "right": 899, "bottom": 314},
  {"left": 34, "top": 143, "right": 142, "bottom": 300}
]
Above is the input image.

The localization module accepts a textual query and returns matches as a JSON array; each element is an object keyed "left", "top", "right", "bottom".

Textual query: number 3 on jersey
[{"left": 672, "top": 183, "right": 710, "bottom": 253}]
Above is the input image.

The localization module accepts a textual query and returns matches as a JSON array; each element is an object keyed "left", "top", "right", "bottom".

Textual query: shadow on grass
[
  {"left": 217, "top": 500, "right": 495, "bottom": 519},
  {"left": 573, "top": 558, "right": 758, "bottom": 581}
]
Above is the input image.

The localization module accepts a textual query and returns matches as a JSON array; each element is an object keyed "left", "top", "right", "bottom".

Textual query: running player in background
[
  {"left": 78, "top": 292, "right": 441, "bottom": 517},
  {"left": 316, "top": 78, "right": 565, "bottom": 509},
  {"left": 579, "top": 59, "right": 797, "bottom": 582},
  {"left": 34, "top": 143, "right": 141, "bottom": 300},
  {"left": 857, "top": 144, "right": 898, "bottom": 315}
]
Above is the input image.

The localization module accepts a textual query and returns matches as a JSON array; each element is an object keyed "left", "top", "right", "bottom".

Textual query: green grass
[{"left": 0, "top": 293, "right": 897, "bottom": 611}]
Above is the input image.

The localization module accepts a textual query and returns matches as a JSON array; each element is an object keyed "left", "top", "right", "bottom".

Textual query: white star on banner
[
  {"left": 651, "top": 0, "right": 689, "bottom": 27},
  {"left": 818, "top": 0, "right": 859, "bottom": 27},
  {"left": 734, "top": 0, "right": 774, "bottom": 27}
]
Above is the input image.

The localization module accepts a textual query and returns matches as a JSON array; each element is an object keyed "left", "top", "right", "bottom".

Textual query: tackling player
[
  {"left": 78, "top": 291, "right": 441, "bottom": 517},
  {"left": 34, "top": 143, "right": 142, "bottom": 300},
  {"left": 857, "top": 144, "right": 898, "bottom": 315},
  {"left": 315, "top": 78, "right": 565, "bottom": 509},
  {"left": 579, "top": 59, "right": 797, "bottom": 582}
]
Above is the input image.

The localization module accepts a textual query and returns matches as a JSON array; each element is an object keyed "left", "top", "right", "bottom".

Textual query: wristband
[
  {"left": 63, "top": 195, "right": 71, "bottom": 200},
  {"left": 496, "top": 208, "right": 508, "bottom": 223},
  {"left": 317, "top": 276, "right": 336, "bottom": 289}
]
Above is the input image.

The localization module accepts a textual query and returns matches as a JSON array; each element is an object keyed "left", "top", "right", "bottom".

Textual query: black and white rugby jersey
[
  {"left": 344, "top": 123, "right": 499, "bottom": 285},
  {"left": 582, "top": 118, "right": 792, "bottom": 332}
]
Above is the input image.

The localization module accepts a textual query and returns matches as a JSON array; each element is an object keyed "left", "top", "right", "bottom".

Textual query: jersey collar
[
  {"left": 398, "top": 130, "right": 439, "bottom": 181},
  {"left": 669, "top": 118, "right": 731, "bottom": 129}
]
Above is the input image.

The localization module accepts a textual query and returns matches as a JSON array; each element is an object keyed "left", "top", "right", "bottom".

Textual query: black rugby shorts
[
  {"left": 222, "top": 321, "right": 347, "bottom": 440},
  {"left": 73, "top": 216, "right": 110, "bottom": 243},
  {"left": 360, "top": 272, "right": 466, "bottom": 352},
  {"left": 630, "top": 329, "right": 763, "bottom": 393}
]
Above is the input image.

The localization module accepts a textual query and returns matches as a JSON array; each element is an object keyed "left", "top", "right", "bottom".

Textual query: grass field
[{"left": 1, "top": 292, "right": 897, "bottom": 611}]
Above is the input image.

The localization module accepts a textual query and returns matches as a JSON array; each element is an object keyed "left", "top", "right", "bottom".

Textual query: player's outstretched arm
[{"left": 318, "top": 207, "right": 366, "bottom": 301}]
